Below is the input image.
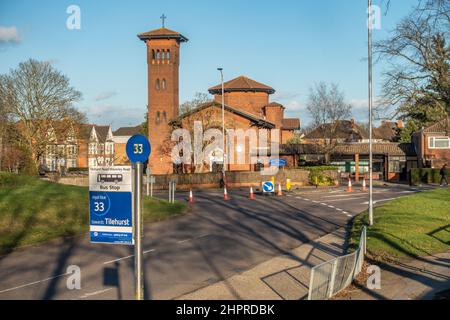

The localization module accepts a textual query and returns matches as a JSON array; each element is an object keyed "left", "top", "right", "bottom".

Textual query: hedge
[
  {"left": 410, "top": 168, "right": 450, "bottom": 185},
  {"left": 67, "top": 167, "right": 89, "bottom": 172},
  {"left": 302, "top": 166, "right": 339, "bottom": 186}
]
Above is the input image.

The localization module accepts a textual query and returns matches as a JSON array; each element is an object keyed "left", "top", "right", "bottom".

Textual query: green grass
[
  {"left": 0, "top": 172, "right": 186, "bottom": 255},
  {"left": 350, "top": 187, "right": 450, "bottom": 260}
]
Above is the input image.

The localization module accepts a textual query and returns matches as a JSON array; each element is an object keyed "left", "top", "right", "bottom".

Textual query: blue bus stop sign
[{"left": 126, "top": 134, "right": 151, "bottom": 163}]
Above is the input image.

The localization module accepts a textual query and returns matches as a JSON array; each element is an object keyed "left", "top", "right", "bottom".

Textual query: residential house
[
  {"left": 112, "top": 125, "right": 143, "bottom": 165},
  {"left": 77, "top": 124, "right": 114, "bottom": 168},
  {"left": 412, "top": 117, "right": 450, "bottom": 168}
]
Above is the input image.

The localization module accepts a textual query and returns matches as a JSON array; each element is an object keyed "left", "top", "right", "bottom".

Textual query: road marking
[
  {"left": 103, "top": 248, "right": 156, "bottom": 265},
  {"left": 361, "top": 197, "right": 400, "bottom": 205},
  {"left": 320, "top": 203, "right": 328, "bottom": 206},
  {"left": 0, "top": 272, "right": 70, "bottom": 294},
  {"left": 77, "top": 288, "right": 114, "bottom": 299},
  {"left": 322, "top": 197, "right": 367, "bottom": 202},
  {"left": 328, "top": 205, "right": 335, "bottom": 209},
  {"left": 194, "top": 233, "right": 210, "bottom": 240}
]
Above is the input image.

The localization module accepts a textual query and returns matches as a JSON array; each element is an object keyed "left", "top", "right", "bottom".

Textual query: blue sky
[{"left": 0, "top": 0, "right": 418, "bottom": 130}]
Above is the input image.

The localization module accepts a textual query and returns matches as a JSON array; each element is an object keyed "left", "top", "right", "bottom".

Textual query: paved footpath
[
  {"left": 178, "top": 228, "right": 347, "bottom": 300},
  {"left": 336, "top": 251, "right": 450, "bottom": 300}
]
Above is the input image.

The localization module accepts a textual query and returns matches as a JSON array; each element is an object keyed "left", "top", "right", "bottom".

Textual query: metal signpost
[
  {"left": 126, "top": 134, "right": 151, "bottom": 300},
  {"left": 89, "top": 166, "right": 133, "bottom": 244}
]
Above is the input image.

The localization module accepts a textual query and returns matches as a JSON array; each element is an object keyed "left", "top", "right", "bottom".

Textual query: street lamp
[
  {"left": 217, "top": 68, "right": 226, "bottom": 183},
  {"left": 368, "top": 0, "right": 374, "bottom": 226}
]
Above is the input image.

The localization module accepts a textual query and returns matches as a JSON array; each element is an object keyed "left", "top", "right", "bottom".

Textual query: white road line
[
  {"left": 322, "top": 197, "right": 367, "bottom": 202},
  {"left": 320, "top": 203, "right": 328, "bottom": 206},
  {"left": 0, "top": 272, "right": 70, "bottom": 294},
  {"left": 328, "top": 205, "right": 335, "bottom": 209},
  {"left": 361, "top": 197, "right": 400, "bottom": 205},
  {"left": 177, "top": 239, "right": 190, "bottom": 244},
  {"left": 336, "top": 208, "right": 343, "bottom": 211},
  {"left": 77, "top": 288, "right": 114, "bottom": 299},
  {"left": 103, "top": 248, "right": 156, "bottom": 265}
]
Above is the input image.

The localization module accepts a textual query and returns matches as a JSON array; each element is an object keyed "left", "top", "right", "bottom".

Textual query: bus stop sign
[{"left": 126, "top": 134, "right": 151, "bottom": 163}]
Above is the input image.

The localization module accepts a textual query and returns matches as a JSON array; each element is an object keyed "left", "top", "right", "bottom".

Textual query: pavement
[
  {"left": 0, "top": 184, "right": 436, "bottom": 300},
  {"left": 336, "top": 252, "right": 450, "bottom": 300}
]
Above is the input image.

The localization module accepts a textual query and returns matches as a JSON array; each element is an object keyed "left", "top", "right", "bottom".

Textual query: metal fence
[{"left": 308, "top": 227, "right": 367, "bottom": 300}]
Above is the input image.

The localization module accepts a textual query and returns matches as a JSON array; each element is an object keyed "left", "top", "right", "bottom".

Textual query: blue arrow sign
[
  {"left": 269, "top": 158, "right": 287, "bottom": 167},
  {"left": 262, "top": 181, "right": 275, "bottom": 193},
  {"left": 126, "top": 134, "right": 151, "bottom": 163}
]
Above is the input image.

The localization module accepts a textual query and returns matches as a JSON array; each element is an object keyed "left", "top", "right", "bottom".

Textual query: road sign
[
  {"left": 126, "top": 134, "right": 151, "bottom": 163},
  {"left": 89, "top": 166, "right": 133, "bottom": 245},
  {"left": 269, "top": 158, "right": 287, "bottom": 167},
  {"left": 262, "top": 181, "right": 275, "bottom": 193}
]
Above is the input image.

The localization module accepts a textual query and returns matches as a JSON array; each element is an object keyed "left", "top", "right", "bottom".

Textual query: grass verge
[
  {"left": 0, "top": 172, "right": 186, "bottom": 255},
  {"left": 349, "top": 187, "right": 450, "bottom": 260}
]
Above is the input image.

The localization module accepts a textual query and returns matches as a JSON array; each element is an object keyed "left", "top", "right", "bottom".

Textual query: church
[{"left": 138, "top": 23, "right": 301, "bottom": 175}]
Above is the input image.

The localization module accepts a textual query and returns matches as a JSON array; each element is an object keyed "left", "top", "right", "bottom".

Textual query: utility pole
[
  {"left": 368, "top": 0, "right": 374, "bottom": 226},
  {"left": 218, "top": 68, "right": 226, "bottom": 184}
]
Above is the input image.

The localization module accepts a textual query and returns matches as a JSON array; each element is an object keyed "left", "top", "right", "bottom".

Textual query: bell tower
[{"left": 138, "top": 20, "right": 188, "bottom": 174}]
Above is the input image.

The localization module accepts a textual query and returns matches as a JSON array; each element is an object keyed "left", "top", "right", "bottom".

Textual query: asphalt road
[{"left": 0, "top": 184, "right": 430, "bottom": 300}]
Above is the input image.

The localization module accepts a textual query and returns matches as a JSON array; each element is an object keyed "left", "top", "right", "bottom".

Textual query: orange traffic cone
[
  {"left": 189, "top": 189, "right": 194, "bottom": 203},
  {"left": 249, "top": 187, "right": 254, "bottom": 200},
  {"left": 362, "top": 178, "right": 367, "bottom": 192},
  {"left": 277, "top": 183, "right": 283, "bottom": 196},
  {"left": 224, "top": 187, "right": 229, "bottom": 201},
  {"left": 347, "top": 178, "right": 353, "bottom": 192}
]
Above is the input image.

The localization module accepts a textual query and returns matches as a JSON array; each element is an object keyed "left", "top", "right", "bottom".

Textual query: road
[{"left": 0, "top": 184, "right": 429, "bottom": 300}]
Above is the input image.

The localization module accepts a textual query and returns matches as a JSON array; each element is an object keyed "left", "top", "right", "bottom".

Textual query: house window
[
  {"left": 156, "top": 79, "right": 160, "bottom": 90},
  {"left": 161, "top": 79, "right": 167, "bottom": 90},
  {"left": 429, "top": 137, "right": 450, "bottom": 149}
]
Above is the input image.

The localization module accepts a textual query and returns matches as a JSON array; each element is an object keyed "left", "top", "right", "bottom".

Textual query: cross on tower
[{"left": 160, "top": 14, "right": 167, "bottom": 28}]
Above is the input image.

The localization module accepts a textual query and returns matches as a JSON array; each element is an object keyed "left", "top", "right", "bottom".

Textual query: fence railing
[{"left": 308, "top": 227, "right": 367, "bottom": 300}]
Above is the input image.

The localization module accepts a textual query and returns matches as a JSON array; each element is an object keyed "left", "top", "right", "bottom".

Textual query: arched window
[
  {"left": 155, "top": 79, "right": 160, "bottom": 90},
  {"left": 151, "top": 49, "right": 155, "bottom": 60},
  {"left": 156, "top": 111, "right": 160, "bottom": 124},
  {"left": 166, "top": 50, "right": 171, "bottom": 61},
  {"left": 156, "top": 50, "right": 160, "bottom": 60},
  {"left": 163, "top": 111, "right": 167, "bottom": 123},
  {"left": 161, "top": 50, "right": 165, "bottom": 60},
  {"left": 161, "top": 79, "right": 167, "bottom": 90}
]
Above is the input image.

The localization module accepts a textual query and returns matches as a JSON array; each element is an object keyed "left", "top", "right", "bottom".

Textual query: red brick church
[{"left": 138, "top": 24, "right": 300, "bottom": 175}]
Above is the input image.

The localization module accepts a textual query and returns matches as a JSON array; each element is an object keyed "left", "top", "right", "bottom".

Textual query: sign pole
[{"left": 134, "top": 161, "right": 144, "bottom": 300}]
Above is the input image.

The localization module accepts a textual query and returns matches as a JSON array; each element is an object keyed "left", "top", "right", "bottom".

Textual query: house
[
  {"left": 77, "top": 124, "right": 114, "bottom": 168},
  {"left": 42, "top": 122, "right": 78, "bottom": 172},
  {"left": 112, "top": 125, "right": 143, "bottom": 165},
  {"left": 412, "top": 117, "right": 450, "bottom": 168}
]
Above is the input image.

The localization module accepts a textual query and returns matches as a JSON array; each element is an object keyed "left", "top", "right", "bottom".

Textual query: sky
[{"left": 0, "top": 0, "right": 419, "bottom": 130}]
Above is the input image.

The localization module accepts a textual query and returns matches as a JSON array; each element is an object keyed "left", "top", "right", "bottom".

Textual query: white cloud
[
  {"left": 0, "top": 26, "right": 20, "bottom": 44},
  {"left": 94, "top": 91, "right": 117, "bottom": 101}
]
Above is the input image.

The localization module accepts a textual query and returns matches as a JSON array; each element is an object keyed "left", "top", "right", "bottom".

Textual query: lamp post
[
  {"left": 217, "top": 68, "right": 226, "bottom": 183},
  {"left": 368, "top": 0, "right": 374, "bottom": 226}
]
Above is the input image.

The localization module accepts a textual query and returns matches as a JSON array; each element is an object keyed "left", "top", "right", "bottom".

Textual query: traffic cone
[
  {"left": 224, "top": 187, "right": 229, "bottom": 201},
  {"left": 362, "top": 178, "right": 367, "bottom": 192},
  {"left": 277, "top": 183, "right": 283, "bottom": 196},
  {"left": 249, "top": 187, "right": 254, "bottom": 200},
  {"left": 189, "top": 189, "right": 194, "bottom": 203},
  {"left": 347, "top": 178, "right": 353, "bottom": 192}
]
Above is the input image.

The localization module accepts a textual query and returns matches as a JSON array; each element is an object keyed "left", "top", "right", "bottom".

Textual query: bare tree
[
  {"left": 306, "top": 82, "right": 352, "bottom": 163},
  {"left": 0, "top": 59, "right": 84, "bottom": 171},
  {"left": 179, "top": 92, "right": 211, "bottom": 115},
  {"left": 376, "top": 0, "right": 449, "bottom": 125}
]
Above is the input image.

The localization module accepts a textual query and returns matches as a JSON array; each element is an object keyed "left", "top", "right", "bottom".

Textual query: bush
[
  {"left": 303, "top": 166, "right": 339, "bottom": 186},
  {"left": 410, "top": 168, "right": 450, "bottom": 185}
]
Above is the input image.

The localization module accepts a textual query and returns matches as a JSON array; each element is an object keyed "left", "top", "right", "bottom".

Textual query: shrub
[
  {"left": 303, "top": 166, "right": 339, "bottom": 186},
  {"left": 410, "top": 168, "right": 450, "bottom": 185}
]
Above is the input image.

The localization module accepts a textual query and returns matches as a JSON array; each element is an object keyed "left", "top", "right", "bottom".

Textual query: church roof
[
  {"left": 172, "top": 101, "right": 276, "bottom": 129},
  {"left": 137, "top": 27, "right": 188, "bottom": 42},
  {"left": 208, "top": 76, "right": 275, "bottom": 94}
]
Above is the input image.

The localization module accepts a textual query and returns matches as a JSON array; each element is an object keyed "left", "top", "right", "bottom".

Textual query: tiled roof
[
  {"left": 282, "top": 118, "right": 300, "bottom": 130},
  {"left": 280, "top": 142, "right": 417, "bottom": 156},
  {"left": 114, "top": 125, "right": 142, "bottom": 136},
  {"left": 373, "top": 121, "right": 399, "bottom": 141},
  {"left": 137, "top": 27, "right": 188, "bottom": 42},
  {"left": 95, "top": 126, "right": 111, "bottom": 142},
  {"left": 304, "top": 120, "right": 369, "bottom": 140},
  {"left": 208, "top": 76, "right": 275, "bottom": 94},
  {"left": 421, "top": 117, "right": 450, "bottom": 133},
  {"left": 173, "top": 101, "right": 276, "bottom": 129},
  {"left": 78, "top": 124, "right": 94, "bottom": 140}
]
